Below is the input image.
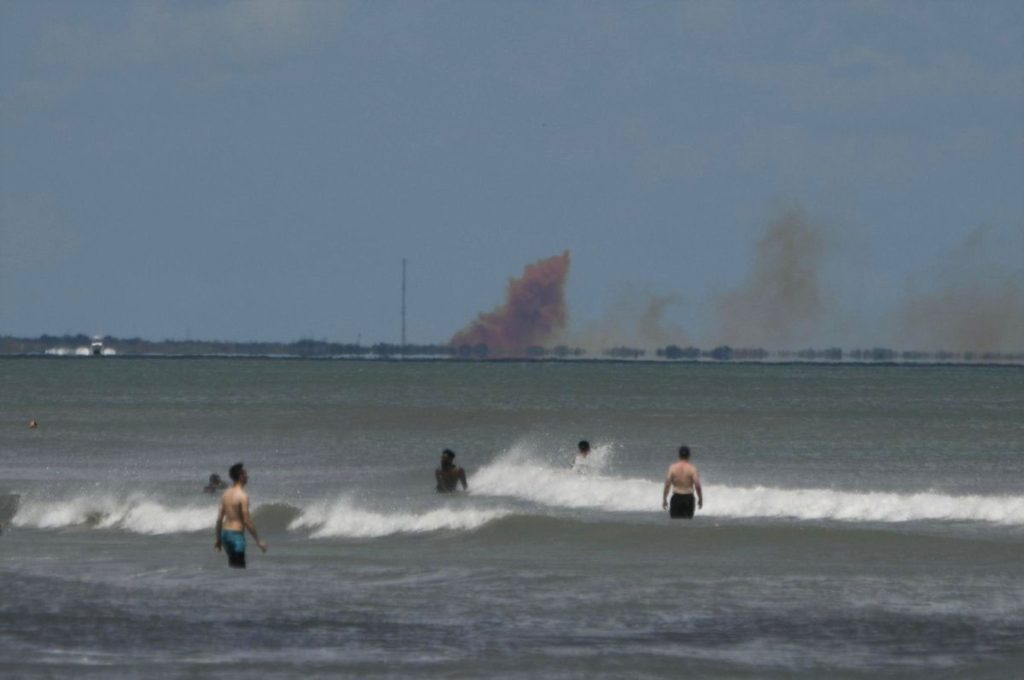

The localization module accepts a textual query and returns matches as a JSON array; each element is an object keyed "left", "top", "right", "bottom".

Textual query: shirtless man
[
  {"left": 214, "top": 462, "right": 267, "bottom": 568},
  {"left": 572, "top": 440, "right": 591, "bottom": 469},
  {"left": 435, "top": 449, "right": 468, "bottom": 493},
  {"left": 662, "top": 445, "right": 703, "bottom": 519}
]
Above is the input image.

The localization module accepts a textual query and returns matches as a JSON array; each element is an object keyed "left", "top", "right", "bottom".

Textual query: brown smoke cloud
[
  {"left": 892, "top": 227, "right": 1024, "bottom": 352},
  {"left": 563, "top": 290, "right": 690, "bottom": 353},
  {"left": 714, "top": 208, "right": 825, "bottom": 348},
  {"left": 451, "top": 251, "right": 571, "bottom": 355}
]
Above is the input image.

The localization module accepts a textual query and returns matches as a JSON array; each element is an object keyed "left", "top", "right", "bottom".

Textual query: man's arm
[
  {"left": 662, "top": 470, "right": 672, "bottom": 509},
  {"left": 694, "top": 469, "right": 703, "bottom": 509},
  {"left": 214, "top": 500, "right": 225, "bottom": 551},
  {"left": 458, "top": 468, "right": 468, "bottom": 490},
  {"left": 242, "top": 495, "right": 268, "bottom": 552}
]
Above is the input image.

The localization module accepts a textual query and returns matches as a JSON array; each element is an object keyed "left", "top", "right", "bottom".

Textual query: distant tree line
[{"left": 1, "top": 334, "right": 1022, "bottom": 364}]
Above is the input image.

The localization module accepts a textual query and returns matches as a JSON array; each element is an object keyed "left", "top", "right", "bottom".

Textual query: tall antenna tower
[{"left": 401, "top": 258, "right": 407, "bottom": 356}]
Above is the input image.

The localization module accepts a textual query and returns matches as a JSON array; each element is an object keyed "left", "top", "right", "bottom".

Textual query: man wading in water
[
  {"left": 214, "top": 462, "right": 267, "bottom": 568},
  {"left": 662, "top": 445, "right": 703, "bottom": 519},
  {"left": 572, "top": 440, "right": 591, "bottom": 470},
  {"left": 435, "top": 449, "right": 468, "bottom": 493}
]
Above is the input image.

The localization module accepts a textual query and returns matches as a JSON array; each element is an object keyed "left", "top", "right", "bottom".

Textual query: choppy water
[{"left": 1, "top": 358, "right": 1022, "bottom": 678}]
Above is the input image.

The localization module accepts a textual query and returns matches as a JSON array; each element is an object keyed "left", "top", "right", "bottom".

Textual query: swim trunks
[
  {"left": 221, "top": 530, "right": 246, "bottom": 568},
  {"left": 669, "top": 493, "right": 696, "bottom": 519}
]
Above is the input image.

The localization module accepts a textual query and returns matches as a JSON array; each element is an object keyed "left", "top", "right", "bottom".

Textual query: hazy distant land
[{"left": 2, "top": 334, "right": 1021, "bottom": 365}]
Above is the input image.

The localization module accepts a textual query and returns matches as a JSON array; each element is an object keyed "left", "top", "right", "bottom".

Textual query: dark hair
[
  {"left": 678, "top": 446, "right": 691, "bottom": 460},
  {"left": 578, "top": 440, "right": 590, "bottom": 451},
  {"left": 228, "top": 462, "right": 245, "bottom": 482},
  {"left": 442, "top": 449, "right": 455, "bottom": 458}
]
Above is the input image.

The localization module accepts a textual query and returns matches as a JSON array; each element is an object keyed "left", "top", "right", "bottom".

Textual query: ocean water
[{"left": 1, "top": 358, "right": 1022, "bottom": 678}]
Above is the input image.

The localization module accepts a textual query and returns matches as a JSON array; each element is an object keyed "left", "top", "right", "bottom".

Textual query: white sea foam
[
  {"left": 13, "top": 495, "right": 214, "bottom": 534},
  {"left": 471, "top": 451, "right": 1024, "bottom": 525},
  {"left": 473, "top": 457, "right": 655, "bottom": 512},
  {"left": 12, "top": 493, "right": 509, "bottom": 538},
  {"left": 709, "top": 485, "right": 1024, "bottom": 524},
  {"left": 289, "top": 499, "right": 510, "bottom": 538},
  {"left": 11, "top": 475, "right": 1024, "bottom": 536}
]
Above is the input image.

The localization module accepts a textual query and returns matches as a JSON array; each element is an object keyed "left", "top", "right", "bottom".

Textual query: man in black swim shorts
[{"left": 662, "top": 445, "right": 703, "bottom": 519}]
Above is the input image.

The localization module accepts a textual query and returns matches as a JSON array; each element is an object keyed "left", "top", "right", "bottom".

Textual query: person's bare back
[
  {"left": 666, "top": 460, "right": 699, "bottom": 495},
  {"left": 662, "top": 445, "right": 703, "bottom": 519}
]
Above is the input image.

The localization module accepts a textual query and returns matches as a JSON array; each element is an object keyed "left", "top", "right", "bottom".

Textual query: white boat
[{"left": 81, "top": 337, "right": 116, "bottom": 356}]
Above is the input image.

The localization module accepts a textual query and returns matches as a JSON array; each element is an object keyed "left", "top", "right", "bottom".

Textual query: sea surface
[{"left": 1, "top": 358, "right": 1022, "bottom": 678}]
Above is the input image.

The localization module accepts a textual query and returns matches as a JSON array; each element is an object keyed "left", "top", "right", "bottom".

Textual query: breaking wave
[
  {"left": 288, "top": 498, "right": 511, "bottom": 538},
  {"left": 470, "top": 451, "right": 1024, "bottom": 525},
  {"left": 710, "top": 485, "right": 1024, "bottom": 524},
  {"left": 12, "top": 494, "right": 215, "bottom": 534},
  {"left": 9, "top": 494, "right": 509, "bottom": 538},
  {"left": 8, "top": 458, "right": 1023, "bottom": 536}
]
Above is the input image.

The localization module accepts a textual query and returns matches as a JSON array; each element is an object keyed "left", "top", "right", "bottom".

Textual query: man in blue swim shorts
[
  {"left": 214, "top": 462, "right": 267, "bottom": 569},
  {"left": 220, "top": 528, "right": 247, "bottom": 568}
]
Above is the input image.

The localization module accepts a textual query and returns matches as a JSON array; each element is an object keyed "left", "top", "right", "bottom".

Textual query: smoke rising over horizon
[
  {"left": 450, "top": 252, "right": 571, "bottom": 355},
  {"left": 714, "top": 209, "right": 825, "bottom": 349},
  {"left": 445, "top": 210, "right": 1022, "bottom": 357},
  {"left": 562, "top": 291, "right": 690, "bottom": 354},
  {"left": 892, "top": 227, "right": 1024, "bottom": 352}
]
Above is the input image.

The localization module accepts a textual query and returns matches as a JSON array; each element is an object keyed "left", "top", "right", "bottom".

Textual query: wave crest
[
  {"left": 13, "top": 495, "right": 214, "bottom": 534},
  {"left": 470, "top": 453, "right": 1024, "bottom": 524},
  {"left": 288, "top": 499, "right": 510, "bottom": 538},
  {"left": 252, "top": 502, "right": 303, "bottom": 532},
  {"left": 711, "top": 485, "right": 1024, "bottom": 524}
]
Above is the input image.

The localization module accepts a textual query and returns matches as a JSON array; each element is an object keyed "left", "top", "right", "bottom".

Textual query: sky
[{"left": 1, "top": 0, "right": 1022, "bottom": 350}]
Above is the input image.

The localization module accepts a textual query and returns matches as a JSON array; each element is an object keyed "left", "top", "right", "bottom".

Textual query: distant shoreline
[
  {"left": 2, "top": 335, "right": 1021, "bottom": 366},
  {"left": 2, "top": 353, "right": 1022, "bottom": 369}
]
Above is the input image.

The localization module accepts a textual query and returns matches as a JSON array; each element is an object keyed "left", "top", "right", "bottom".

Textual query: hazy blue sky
[{"left": 2, "top": 1, "right": 1022, "bottom": 349}]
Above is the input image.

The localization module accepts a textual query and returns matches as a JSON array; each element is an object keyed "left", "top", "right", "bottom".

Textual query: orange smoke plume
[{"left": 451, "top": 251, "right": 571, "bottom": 356}]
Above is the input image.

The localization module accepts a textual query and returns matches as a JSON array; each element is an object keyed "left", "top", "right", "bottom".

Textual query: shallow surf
[{"left": 2, "top": 359, "right": 1022, "bottom": 677}]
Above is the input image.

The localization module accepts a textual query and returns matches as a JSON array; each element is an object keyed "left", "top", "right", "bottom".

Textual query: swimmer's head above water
[
  {"left": 578, "top": 440, "right": 590, "bottom": 456},
  {"left": 441, "top": 449, "right": 456, "bottom": 471}
]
